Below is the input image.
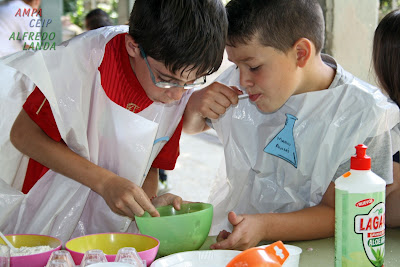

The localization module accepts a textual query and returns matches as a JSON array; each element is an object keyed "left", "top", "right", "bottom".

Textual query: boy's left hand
[
  {"left": 210, "top": 211, "right": 264, "bottom": 251},
  {"left": 151, "top": 193, "right": 185, "bottom": 211}
]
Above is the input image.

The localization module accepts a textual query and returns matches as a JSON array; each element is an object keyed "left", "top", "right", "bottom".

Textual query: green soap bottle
[{"left": 335, "top": 144, "right": 386, "bottom": 267}]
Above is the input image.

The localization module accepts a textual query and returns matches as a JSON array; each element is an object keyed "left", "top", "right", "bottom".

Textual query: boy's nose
[
  {"left": 167, "top": 88, "right": 185, "bottom": 101},
  {"left": 239, "top": 70, "right": 254, "bottom": 88}
]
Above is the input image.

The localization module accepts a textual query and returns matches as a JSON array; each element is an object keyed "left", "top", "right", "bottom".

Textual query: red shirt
[{"left": 21, "top": 33, "right": 182, "bottom": 193}]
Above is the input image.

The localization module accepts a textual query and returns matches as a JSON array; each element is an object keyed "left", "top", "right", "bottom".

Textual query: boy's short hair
[
  {"left": 226, "top": 0, "right": 325, "bottom": 53},
  {"left": 129, "top": 0, "right": 228, "bottom": 77}
]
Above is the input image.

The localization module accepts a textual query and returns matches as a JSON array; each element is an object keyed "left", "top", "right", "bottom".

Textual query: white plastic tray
[{"left": 150, "top": 250, "right": 241, "bottom": 267}]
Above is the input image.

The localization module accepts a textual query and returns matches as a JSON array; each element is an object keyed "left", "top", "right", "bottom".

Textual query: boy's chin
[
  {"left": 256, "top": 102, "right": 281, "bottom": 113},
  {"left": 148, "top": 95, "right": 167, "bottom": 104},
  {"left": 155, "top": 98, "right": 176, "bottom": 104}
]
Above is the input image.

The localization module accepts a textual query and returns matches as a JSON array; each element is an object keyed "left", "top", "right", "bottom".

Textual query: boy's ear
[
  {"left": 125, "top": 34, "right": 140, "bottom": 58},
  {"left": 293, "top": 38, "right": 312, "bottom": 68}
]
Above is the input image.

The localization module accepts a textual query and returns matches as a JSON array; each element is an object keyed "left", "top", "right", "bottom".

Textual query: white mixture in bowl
[{"left": 10, "top": 245, "right": 53, "bottom": 256}]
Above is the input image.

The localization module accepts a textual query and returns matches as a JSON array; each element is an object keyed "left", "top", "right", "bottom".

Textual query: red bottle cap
[{"left": 350, "top": 144, "right": 371, "bottom": 170}]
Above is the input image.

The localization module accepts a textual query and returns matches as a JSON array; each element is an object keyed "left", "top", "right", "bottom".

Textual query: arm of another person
[
  {"left": 386, "top": 161, "right": 400, "bottom": 227},
  {"left": 142, "top": 167, "right": 158, "bottom": 199},
  {"left": 142, "top": 167, "right": 183, "bottom": 209},
  {"left": 183, "top": 82, "right": 242, "bottom": 134},
  {"left": 10, "top": 109, "right": 160, "bottom": 218},
  {"left": 210, "top": 182, "right": 336, "bottom": 250}
]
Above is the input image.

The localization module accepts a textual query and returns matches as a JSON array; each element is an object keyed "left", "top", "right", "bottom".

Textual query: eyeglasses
[{"left": 139, "top": 46, "right": 206, "bottom": 89}]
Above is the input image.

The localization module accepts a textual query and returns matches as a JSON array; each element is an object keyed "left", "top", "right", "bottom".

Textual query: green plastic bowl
[{"left": 135, "top": 202, "right": 213, "bottom": 257}]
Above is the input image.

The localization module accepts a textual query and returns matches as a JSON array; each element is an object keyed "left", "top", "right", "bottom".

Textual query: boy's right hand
[
  {"left": 10, "top": 110, "right": 160, "bottom": 219},
  {"left": 192, "top": 82, "right": 243, "bottom": 120},
  {"left": 99, "top": 175, "right": 160, "bottom": 218},
  {"left": 183, "top": 82, "right": 243, "bottom": 134}
]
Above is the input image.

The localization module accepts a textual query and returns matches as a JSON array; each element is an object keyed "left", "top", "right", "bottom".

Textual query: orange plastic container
[{"left": 226, "top": 241, "right": 289, "bottom": 267}]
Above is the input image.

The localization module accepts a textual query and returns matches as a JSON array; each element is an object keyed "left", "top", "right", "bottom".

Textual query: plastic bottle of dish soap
[{"left": 335, "top": 144, "right": 386, "bottom": 267}]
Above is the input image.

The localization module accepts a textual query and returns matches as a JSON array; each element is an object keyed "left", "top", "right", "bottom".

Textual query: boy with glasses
[{"left": 0, "top": 0, "right": 227, "bottom": 242}]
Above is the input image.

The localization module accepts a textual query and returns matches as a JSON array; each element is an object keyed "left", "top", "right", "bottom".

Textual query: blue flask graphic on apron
[{"left": 264, "top": 113, "right": 298, "bottom": 168}]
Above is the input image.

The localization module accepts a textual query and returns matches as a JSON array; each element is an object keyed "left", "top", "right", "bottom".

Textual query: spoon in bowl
[{"left": 0, "top": 231, "right": 17, "bottom": 253}]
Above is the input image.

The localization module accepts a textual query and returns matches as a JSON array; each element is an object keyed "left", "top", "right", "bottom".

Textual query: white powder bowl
[{"left": 0, "top": 234, "right": 62, "bottom": 267}]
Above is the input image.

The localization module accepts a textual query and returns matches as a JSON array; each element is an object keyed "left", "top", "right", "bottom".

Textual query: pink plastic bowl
[
  {"left": 65, "top": 233, "right": 159, "bottom": 266},
  {"left": 0, "top": 234, "right": 62, "bottom": 267}
]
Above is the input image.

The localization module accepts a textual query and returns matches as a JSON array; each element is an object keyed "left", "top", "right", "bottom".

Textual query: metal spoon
[
  {"left": 238, "top": 94, "right": 249, "bottom": 100},
  {"left": 0, "top": 231, "right": 17, "bottom": 252}
]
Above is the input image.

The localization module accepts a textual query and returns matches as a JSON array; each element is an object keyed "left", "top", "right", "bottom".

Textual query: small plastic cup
[
  {"left": 0, "top": 245, "right": 10, "bottom": 267},
  {"left": 86, "top": 263, "right": 138, "bottom": 267},
  {"left": 119, "top": 258, "right": 136, "bottom": 264},
  {"left": 115, "top": 247, "right": 143, "bottom": 266},
  {"left": 47, "top": 250, "right": 75, "bottom": 267},
  {"left": 119, "top": 258, "right": 146, "bottom": 266},
  {"left": 282, "top": 245, "right": 302, "bottom": 267},
  {"left": 47, "top": 259, "right": 69, "bottom": 267},
  {"left": 80, "top": 250, "right": 107, "bottom": 266},
  {"left": 81, "top": 259, "right": 105, "bottom": 266}
]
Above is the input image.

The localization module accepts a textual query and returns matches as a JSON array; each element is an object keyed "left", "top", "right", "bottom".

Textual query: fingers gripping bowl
[{"left": 135, "top": 203, "right": 213, "bottom": 257}]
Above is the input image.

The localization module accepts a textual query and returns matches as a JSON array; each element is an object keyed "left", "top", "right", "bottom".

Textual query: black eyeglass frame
[{"left": 139, "top": 46, "right": 206, "bottom": 89}]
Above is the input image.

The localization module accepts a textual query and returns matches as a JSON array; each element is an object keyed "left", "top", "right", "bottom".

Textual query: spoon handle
[
  {"left": 238, "top": 94, "right": 249, "bottom": 100},
  {"left": 0, "top": 231, "right": 17, "bottom": 252}
]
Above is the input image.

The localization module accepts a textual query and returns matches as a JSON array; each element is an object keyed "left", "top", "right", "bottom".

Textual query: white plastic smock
[
  {"left": 0, "top": 62, "right": 34, "bottom": 190},
  {"left": 0, "top": 26, "right": 192, "bottom": 243},
  {"left": 208, "top": 59, "right": 400, "bottom": 235}
]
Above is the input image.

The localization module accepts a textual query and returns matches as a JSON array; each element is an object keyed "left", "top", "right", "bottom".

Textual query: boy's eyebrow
[
  {"left": 155, "top": 69, "right": 180, "bottom": 81},
  {"left": 229, "top": 56, "right": 255, "bottom": 63},
  {"left": 156, "top": 68, "right": 206, "bottom": 82},
  {"left": 155, "top": 69, "right": 184, "bottom": 82}
]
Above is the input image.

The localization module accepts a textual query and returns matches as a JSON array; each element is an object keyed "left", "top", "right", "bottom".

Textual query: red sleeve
[
  {"left": 23, "top": 87, "right": 62, "bottom": 141},
  {"left": 151, "top": 117, "right": 183, "bottom": 170},
  {"left": 21, "top": 87, "right": 62, "bottom": 194}
]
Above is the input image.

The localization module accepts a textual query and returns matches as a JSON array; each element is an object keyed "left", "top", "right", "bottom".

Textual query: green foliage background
[
  {"left": 379, "top": 0, "right": 399, "bottom": 19},
  {"left": 63, "top": 0, "right": 118, "bottom": 28}
]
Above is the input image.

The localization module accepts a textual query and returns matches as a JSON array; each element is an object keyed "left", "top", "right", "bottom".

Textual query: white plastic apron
[
  {"left": 0, "top": 65, "right": 34, "bottom": 190},
  {"left": 0, "top": 26, "right": 192, "bottom": 243},
  {"left": 208, "top": 65, "right": 400, "bottom": 235}
]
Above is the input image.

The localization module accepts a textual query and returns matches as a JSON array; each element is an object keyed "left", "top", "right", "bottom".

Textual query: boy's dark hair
[
  {"left": 85, "top": 8, "right": 113, "bottom": 30},
  {"left": 129, "top": 0, "right": 228, "bottom": 77},
  {"left": 226, "top": 0, "right": 325, "bottom": 53},
  {"left": 373, "top": 9, "right": 400, "bottom": 107}
]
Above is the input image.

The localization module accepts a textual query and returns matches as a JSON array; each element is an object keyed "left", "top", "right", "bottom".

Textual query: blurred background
[{"left": 1, "top": 0, "right": 398, "bottom": 88}]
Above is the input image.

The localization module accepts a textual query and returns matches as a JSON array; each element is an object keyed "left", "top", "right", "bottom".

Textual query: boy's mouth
[{"left": 249, "top": 93, "right": 261, "bottom": 102}]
